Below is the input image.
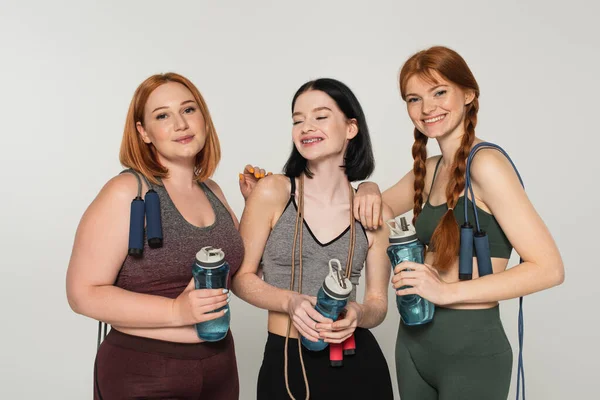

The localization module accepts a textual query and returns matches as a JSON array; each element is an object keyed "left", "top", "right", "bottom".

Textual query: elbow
[
  {"left": 553, "top": 261, "right": 565, "bottom": 287},
  {"left": 66, "top": 285, "right": 92, "bottom": 317},
  {"left": 67, "top": 290, "right": 84, "bottom": 315},
  {"left": 230, "top": 271, "right": 251, "bottom": 298},
  {"left": 540, "top": 258, "right": 564, "bottom": 289}
]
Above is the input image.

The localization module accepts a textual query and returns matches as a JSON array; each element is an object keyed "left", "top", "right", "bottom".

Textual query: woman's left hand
[
  {"left": 393, "top": 261, "right": 454, "bottom": 306},
  {"left": 315, "top": 302, "right": 362, "bottom": 344}
]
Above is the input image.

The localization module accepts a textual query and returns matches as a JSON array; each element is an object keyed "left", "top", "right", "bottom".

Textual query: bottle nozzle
[
  {"left": 329, "top": 259, "right": 347, "bottom": 289},
  {"left": 400, "top": 217, "right": 409, "bottom": 231},
  {"left": 325, "top": 259, "right": 352, "bottom": 297}
]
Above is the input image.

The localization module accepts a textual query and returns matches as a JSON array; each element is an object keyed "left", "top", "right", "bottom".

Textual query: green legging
[{"left": 395, "top": 305, "right": 513, "bottom": 400}]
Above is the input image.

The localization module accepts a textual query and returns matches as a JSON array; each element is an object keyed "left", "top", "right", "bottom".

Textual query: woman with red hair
[
  {"left": 66, "top": 73, "right": 263, "bottom": 399},
  {"left": 355, "top": 46, "right": 564, "bottom": 399}
]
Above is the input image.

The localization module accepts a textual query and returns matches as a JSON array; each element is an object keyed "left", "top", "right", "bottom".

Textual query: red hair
[
  {"left": 119, "top": 72, "right": 221, "bottom": 184},
  {"left": 400, "top": 46, "right": 480, "bottom": 270}
]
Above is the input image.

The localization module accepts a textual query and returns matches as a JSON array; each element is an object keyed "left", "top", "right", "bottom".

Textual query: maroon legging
[{"left": 94, "top": 329, "right": 239, "bottom": 400}]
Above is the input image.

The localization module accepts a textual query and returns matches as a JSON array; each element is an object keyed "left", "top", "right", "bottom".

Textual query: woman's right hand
[
  {"left": 239, "top": 164, "right": 273, "bottom": 201},
  {"left": 286, "top": 293, "right": 332, "bottom": 342},
  {"left": 354, "top": 182, "right": 384, "bottom": 230},
  {"left": 172, "top": 278, "right": 230, "bottom": 326}
]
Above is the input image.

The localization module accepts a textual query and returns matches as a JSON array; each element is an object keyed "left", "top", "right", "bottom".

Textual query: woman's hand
[
  {"left": 393, "top": 261, "right": 455, "bottom": 306},
  {"left": 316, "top": 302, "right": 362, "bottom": 343},
  {"left": 286, "top": 293, "right": 332, "bottom": 342},
  {"left": 171, "top": 278, "right": 230, "bottom": 326},
  {"left": 353, "top": 182, "right": 384, "bottom": 230},
  {"left": 239, "top": 164, "right": 272, "bottom": 201}
]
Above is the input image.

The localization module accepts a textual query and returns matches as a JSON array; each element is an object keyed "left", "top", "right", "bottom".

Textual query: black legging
[{"left": 258, "top": 328, "right": 394, "bottom": 399}]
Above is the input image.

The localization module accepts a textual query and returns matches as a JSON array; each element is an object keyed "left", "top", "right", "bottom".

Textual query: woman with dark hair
[
  {"left": 355, "top": 46, "right": 564, "bottom": 399},
  {"left": 232, "top": 78, "right": 394, "bottom": 399}
]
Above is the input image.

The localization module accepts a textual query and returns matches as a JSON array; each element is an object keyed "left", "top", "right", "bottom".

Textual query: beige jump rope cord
[{"left": 284, "top": 175, "right": 356, "bottom": 399}]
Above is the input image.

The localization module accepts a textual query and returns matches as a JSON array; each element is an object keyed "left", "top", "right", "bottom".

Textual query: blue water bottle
[
  {"left": 386, "top": 216, "right": 435, "bottom": 325},
  {"left": 301, "top": 259, "right": 353, "bottom": 351},
  {"left": 192, "top": 246, "right": 231, "bottom": 342}
]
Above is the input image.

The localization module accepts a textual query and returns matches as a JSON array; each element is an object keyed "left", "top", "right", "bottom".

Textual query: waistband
[
  {"left": 397, "top": 305, "right": 511, "bottom": 356},
  {"left": 432, "top": 305, "right": 502, "bottom": 325},
  {"left": 104, "top": 328, "right": 233, "bottom": 360},
  {"left": 265, "top": 328, "right": 374, "bottom": 349},
  {"left": 398, "top": 305, "right": 505, "bottom": 339}
]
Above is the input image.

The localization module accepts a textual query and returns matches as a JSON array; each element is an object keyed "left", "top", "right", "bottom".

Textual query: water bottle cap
[
  {"left": 323, "top": 259, "right": 353, "bottom": 300},
  {"left": 387, "top": 216, "right": 418, "bottom": 244},
  {"left": 195, "top": 246, "right": 225, "bottom": 269}
]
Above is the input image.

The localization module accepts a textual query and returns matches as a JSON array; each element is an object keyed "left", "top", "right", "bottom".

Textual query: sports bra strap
[
  {"left": 429, "top": 157, "right": 443, "bottom": 195},
  {"left": 289, "top": 175, "right": 296, "bottom": 198}
]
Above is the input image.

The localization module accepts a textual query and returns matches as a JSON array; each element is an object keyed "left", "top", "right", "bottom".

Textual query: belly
[
  {"left": 114, "top": 326, "right": 204, "bottom": 343},
  {"left": 268, "top": 311, "right": 300, "bottom": 338},
  {"left": 425, "top": 252, "right": 509, "bottom": 310}
]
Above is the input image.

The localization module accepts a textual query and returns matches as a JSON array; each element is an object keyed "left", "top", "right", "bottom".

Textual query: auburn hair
[
  {"left": 399, "top": 46, "right": 480, "bottom": 270},
  {"left": 119, "top": 72, "right": 221, "bottom": 184}
]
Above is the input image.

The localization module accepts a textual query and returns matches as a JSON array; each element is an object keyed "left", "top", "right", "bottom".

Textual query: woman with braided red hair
[{"left": 355, "top": 46, "right": 564, "bottom": 399}]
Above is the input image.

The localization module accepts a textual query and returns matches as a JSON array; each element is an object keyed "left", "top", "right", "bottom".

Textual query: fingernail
[
  {"left": 239, "top": 173, "right": 244, "bottom": 181},
  {"left": 223, "top": 308, "right": 229, "bottom": 314},
  {"left": 249, "top": 167, "right": 254, "bottom": 173},
  {"left": 222, "top": 289, "right": 229, "bottom": 294}
]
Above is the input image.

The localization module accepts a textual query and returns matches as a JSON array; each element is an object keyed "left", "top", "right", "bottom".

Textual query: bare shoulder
[
  {"left": 204, "top": 178, "right": 228, "bottom": 203},
  {"left": 96, "top": 172, "right": 146, "bottom": 204},
  {"left": 247, "top": 174, "right": 291, "bottom": 206},
  {"left": 469, "top": 148, "right": 519, "bottom": 184},
  {"left": 76, "top": 172, "right": 142, "bottom": 236},
  {"left": 240, "top": 174, "right": 292, "bottom": 231}
]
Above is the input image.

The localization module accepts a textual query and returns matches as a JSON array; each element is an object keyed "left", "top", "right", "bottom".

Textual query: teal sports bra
[{"left": 415, "top": 158, "right": 513, "bottom": 259}]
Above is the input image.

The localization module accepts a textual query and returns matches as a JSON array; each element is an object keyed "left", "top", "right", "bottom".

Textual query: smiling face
[
  {"left": 136, "top": 82, "right": 207, "bottom": 164},
  {"left": 291, "top": 89, "right": 358, "bottom": 164},
  {"left": 404, "top": 71, "right": 475, "bottom": 140}
]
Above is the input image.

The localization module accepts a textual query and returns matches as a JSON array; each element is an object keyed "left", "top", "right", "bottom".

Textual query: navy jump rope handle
[
  {"left": 474, "top": 231, "right": 493, "bottom": 276},
  {"left": 459, "top": 223, "right": 474, "bottom": 280},
  {"left": 144, "top": 189, "right": 163, "bottom": 248},
  {"left": 128, "top": 196, "right": 145, "bottom": 257}
]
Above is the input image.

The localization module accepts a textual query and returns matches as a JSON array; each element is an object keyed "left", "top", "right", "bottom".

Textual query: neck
[
  {"left": 157, "top": 155, "right": 197, "bottom": 190},
  {"left": 304, "top": 157, "right": 350, "bottom": 204},
  {"left": 437, "top": 124, "right": 466, "bottom": 167}
]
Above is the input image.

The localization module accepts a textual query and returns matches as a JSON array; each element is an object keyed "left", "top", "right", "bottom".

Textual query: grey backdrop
[{"left": 1, "top": 0, "right": 597, "bottom": 399}]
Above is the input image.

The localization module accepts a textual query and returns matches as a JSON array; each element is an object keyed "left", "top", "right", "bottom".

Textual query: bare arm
[
  {"left": 395, "top": 151, "right": 564, "bottom": 304},
  {"left": 447, "top": 150, "right": 564, "bottom": 303},
  {"left": 66, "top": 174, "right": 228, "bottom": 329},
  {"left": 381, "top": 170, "right": 416, "bottom": 218},
  {"left": 318, "top": 204, "right": 394, "bottom": 343},
  {"left": 354, "top": 156, "right": 441, "bottom": 228},
  {"left": 351, "top": 203, "right": 394, "bottom": 328},
  {"left": 231, "top": 175, "right": 332, "bottom": 341},
  {"left": 231, "top": 175, "right": 294, "bottom": 312}
]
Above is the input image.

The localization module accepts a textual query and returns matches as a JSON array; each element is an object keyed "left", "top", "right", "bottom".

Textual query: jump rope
[
  {"left": 460, "top": 142, "right": 526, "bottom": 400},
  {"left": 96, "top": 145, "right": 526, "bottom": 399}
]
